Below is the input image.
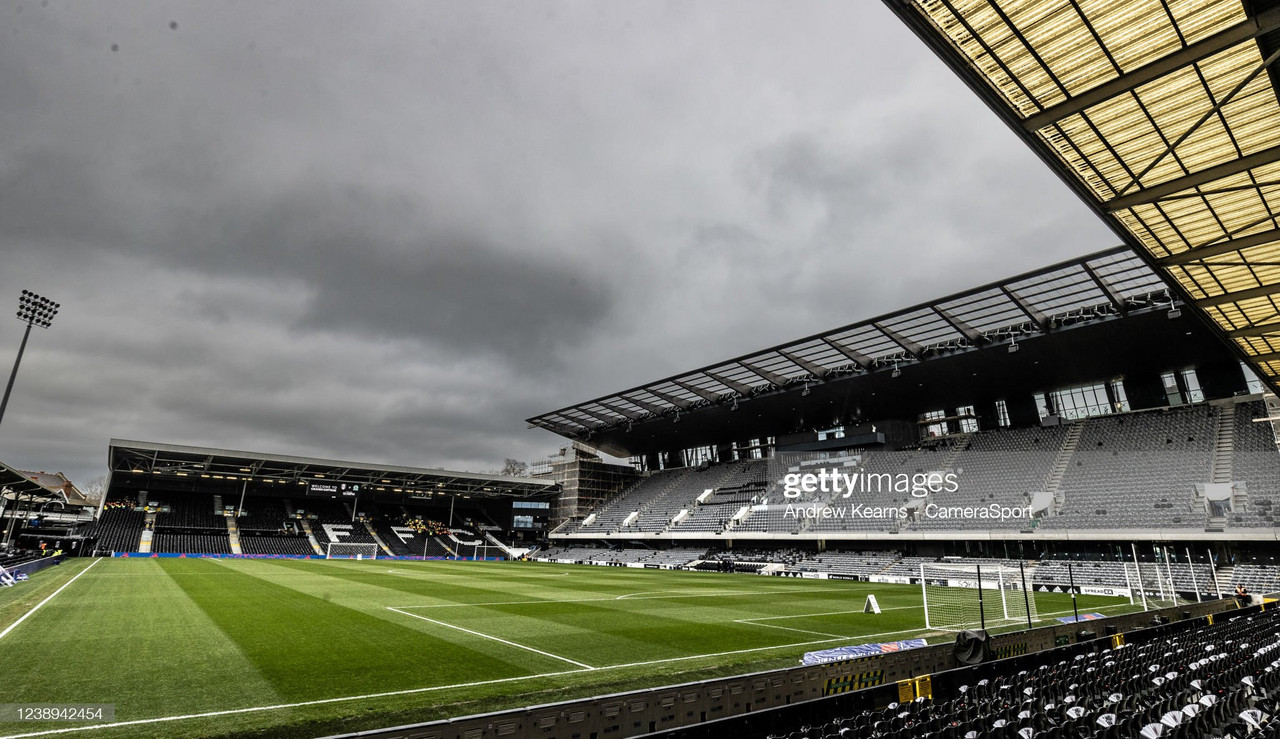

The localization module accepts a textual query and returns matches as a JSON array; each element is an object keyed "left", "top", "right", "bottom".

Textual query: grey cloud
[{"left": 0, "top": 1, "right": 1122, "bottom": 485}]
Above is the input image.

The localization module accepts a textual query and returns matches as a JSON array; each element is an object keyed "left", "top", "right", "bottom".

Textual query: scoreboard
[{"left": 306, "top": 481, "right": 363, "bottom": 497}]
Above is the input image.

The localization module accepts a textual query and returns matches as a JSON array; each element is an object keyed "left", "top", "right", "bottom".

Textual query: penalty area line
[
  {"left": 0, "top": 557, "right": 102, "bottom": 643},
  {"left": 387, "top": 607, "right": 594, "bottom": 670}
]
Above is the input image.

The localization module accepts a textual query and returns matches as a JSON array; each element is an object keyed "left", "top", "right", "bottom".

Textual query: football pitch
[{"left": 0, "top": 558, "right": 1137, "bottom": 739}]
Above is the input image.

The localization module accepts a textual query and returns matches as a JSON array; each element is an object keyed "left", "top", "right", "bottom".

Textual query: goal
[
  {"left": 921, "top": 562, "right": 1037, "bottom": 631},
  {"left": 325, "top": 542, "right": 379, "bottom": 560}
]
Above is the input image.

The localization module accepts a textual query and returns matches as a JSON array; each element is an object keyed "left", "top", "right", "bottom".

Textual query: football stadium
[{"left": 5, "top": 1, "right": 1280, "bottom": 738}]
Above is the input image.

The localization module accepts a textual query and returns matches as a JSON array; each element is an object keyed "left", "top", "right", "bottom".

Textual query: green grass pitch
[{"left": 0, "top": 557, "right": 1137, "bottom": 739}]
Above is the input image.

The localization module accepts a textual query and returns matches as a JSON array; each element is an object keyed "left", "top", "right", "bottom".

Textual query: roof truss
[
  {"left": 887, "top": 0, "right": 1280, "bottom": 391},
  {"left": 528, "top": 246, "right": 1172, "bottom": 439}
]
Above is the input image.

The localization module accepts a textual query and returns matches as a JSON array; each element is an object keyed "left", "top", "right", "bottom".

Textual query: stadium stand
[
  {"left": 152, "top": 493, "right": 223, "bottom": 529},
  {"left": 565, "top": 399, "right": 1278, "bottom": 537},
  {"left": 1233, "top": 564, "right": 1280, "bottom": 595},
  {"left": 734, "top": 504, "right": 804, "bottom": 534},
  {"left": 87, "top": 499, "right": 144, "bottom": 554},
  {"left": 532, "top": 544, "right": 594, "bottom": 561},
  {"left": 306, "top": 498, "right": 377, "bottom": 546},
  {"left": 755, "top": 610, "right": 1280, "bottom": 739},
  {"left": 673, "top": 460, "right": 770, "bottom": 534},
  {"left": 1043, "top": 405, "right": 1214, "bottom": 531},
  {"left": 533, "top": 546, "right": 706, "bottom": 566},
  {"left": 148, "top": 493, "right": 232, "bottom": 553},
  {"left": 914, "top": 425, "right": 1067, "bottom": 530},
  {"left": 785, "top": 550, "right": 902, "bottom": 578},
  {"left": 1231, "top": 401, "right": 1280, "bottom": 529},
  {"left": 703, "top": 547, "right": 807, "bottom": 567},
  {"left": 150, "top": 532, "right": 231, "bottom": 554},
  {"left": 371, "top": 519, "right": 419, "bottom": 556},
  {"left": 235, "top": 497, "right": 291, "bottom": 532},
  {"left": 238, "top": 533, "right": 315, "bottom": 556}
]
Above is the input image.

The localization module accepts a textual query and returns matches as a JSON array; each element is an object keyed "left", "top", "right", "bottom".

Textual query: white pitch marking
[
  {"left": 732, "top": 619, "right": 845, "bottom": 639},
  {"left": 738, "top": 604, "right": 918, "bottom": 622},
  {"left": 387, "top": 607, "right": 594, "bottom": 670},
  {"left": 0, "top": 623, "right": 939, "bottom": 739},
  {"left": 0, "top": 558, "right": 101, "bottom": 642},
  {"left": 615, "top": 589, "right": 759, "bottom": 600},
  {"left": 0, "top": 669, "right": 585, "bottom": 739},
  {"left": 390, "top": 587, "right": 846, "bottom": 610},
  {"left": 600, "top": 624, "right": 932, "bottom": 671}
]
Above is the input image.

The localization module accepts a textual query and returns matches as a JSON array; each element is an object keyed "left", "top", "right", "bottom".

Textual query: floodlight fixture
[{"left": 0, "top": 291, "right": 60, "bottom": 429}]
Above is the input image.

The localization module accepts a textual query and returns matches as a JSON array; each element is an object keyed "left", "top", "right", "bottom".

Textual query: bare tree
[
  {"left": 82, "top": 475, "right": 107, "bottom": 505},
  {"left": 499, "top": 458, "right": 528, "bottom": 477}
]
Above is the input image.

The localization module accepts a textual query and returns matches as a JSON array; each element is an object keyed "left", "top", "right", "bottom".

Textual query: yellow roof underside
[{"left": 914, "top": 0, "right": 1280, "bottom": 377}]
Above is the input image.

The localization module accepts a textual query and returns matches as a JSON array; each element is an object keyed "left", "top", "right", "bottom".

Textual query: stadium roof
[
  {"left": 0, "top": 462, "right": 88, "bottom": 507},
  {"left": 107, "top": 439, "right": 556, "bottom": 499},
  {"left": 529, "top": 247, "right": 1238, "bottom": 457},
  {"left": 884, "top": 0, "right": 1280, "bottom": 390}
]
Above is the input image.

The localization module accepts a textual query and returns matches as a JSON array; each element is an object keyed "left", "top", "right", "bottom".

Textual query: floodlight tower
[{"left": 0, "top": 291, "right": 59, "bottom": 429}]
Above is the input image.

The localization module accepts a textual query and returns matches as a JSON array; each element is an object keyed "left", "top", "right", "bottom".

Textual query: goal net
[
  {"left": 325, "top": 542, "right": 379, "bottom": 560},
  {"left": 921, "top": 563, "right": 1037, "bottom": 631},
  {"left": 1127, "top": 559, "right": 1180, "bottom": 609}
]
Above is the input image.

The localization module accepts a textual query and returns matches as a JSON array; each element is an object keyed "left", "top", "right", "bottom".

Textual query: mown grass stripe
[
  {"left": 0, "top": 558, "right": 101, "bottom": 642},
  {"left": 162, "top": 559, "right": 538, "bottom": 701}
]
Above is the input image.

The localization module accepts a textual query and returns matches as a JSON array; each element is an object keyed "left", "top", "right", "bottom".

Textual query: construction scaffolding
[{"left": 530, "top": 443, "right": 639, "bottom": 528}]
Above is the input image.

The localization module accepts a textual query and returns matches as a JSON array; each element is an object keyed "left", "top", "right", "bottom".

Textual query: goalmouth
[
  {"left": 325, "top": 542, "right": 379, "bottom": 560},
  {"left": 921, "top": 562, "right": 1038, "bottom": 631}
]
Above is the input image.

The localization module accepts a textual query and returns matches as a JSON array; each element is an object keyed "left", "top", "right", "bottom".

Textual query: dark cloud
[{"left": 0, "top": 0, "right": 1116, "bottom": 484}]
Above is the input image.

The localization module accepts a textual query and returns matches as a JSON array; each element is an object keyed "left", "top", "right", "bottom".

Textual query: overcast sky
[{"left": 0, "top": 0, "right": 1117, "bottom": 485}]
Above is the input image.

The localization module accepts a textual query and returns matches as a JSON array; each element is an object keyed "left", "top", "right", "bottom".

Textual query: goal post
[
  {"left": 325, "top": 542, "right": 379, "bottom": 560},
  {"left": 921, "top": 562, "right": 1037, "bottom": 631}
]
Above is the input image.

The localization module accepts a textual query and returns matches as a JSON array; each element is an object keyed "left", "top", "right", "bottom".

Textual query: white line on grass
[
  {"left": 732, "top": 619, "right": 845, "bottom": 639},
  {"left": 600, "top": 624, "right": 931, "bottom": 671},
  {"left": 614, "top": 589, "right": 762, "bottom": 600},
  {"left": 0, "top": 624, "right": 935, "bottom": 739},
  {"left": 391, "top": 586, "right": 850, "bottom": 610},
  {"left": 1032, "top": 602, "right": 1137, "bottom": 622},
  {"left": 738, "top": 604, "right": 919, "bottom": 622},
  {"left": 0, "top": 670, "right": 585, "bottom": 739},
  {"left": 386, "top": 607, "right": 595, "bottom": 670},
  {"left": 0, "top": 558, "right": 101, "bottom": 643}
]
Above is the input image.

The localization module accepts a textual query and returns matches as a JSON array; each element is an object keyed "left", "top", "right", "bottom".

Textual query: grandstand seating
[
  {"left": 148, "top": 493, "right": 230, "bottom": 553},
  {"left": 372, "top": 520, "right": 419, "bottom": 556},
  {"left": 1233, "top": 564, "right": 1280, "bottom": 594},
  {"left": 533, "top": 544, "right": 595, "bottom": 561},
  {"left": 1044, "top": 404, "right": 1214, "bottom": 530},
  {"left": 573, "top": 469, "right": 689, "bottom": 534},
  {"left": 568, "top": 399, "right": 1279, "bottom": 537},
  {"left": 236, "top": 497, "right": 290, "bottom": 532},
  {"left": 306, "top": 499, "right": 378, "bottom": 546},
  {"left": 152, "top": 494, "right": 222, "bottom": 529},
  {"left": 786, "top": 550, "right": 901, "bottom": 578},
  {"left": 1031, "top": 558, "right": 1218, "bottom": 596},
  {"left": 735, "top": 504, "right": 804, "bottom": 534},
  {"left": 238, "top": 534, "right": 315, "bottom": 556},
  {"left": 704, "top": 547, "right": 806, "bottom": 566},
  {"left": 87, "top": 500, "right": 144, "bottom": 554},
  {"left": 760, "top": 608, "right": 1280, "bottom": 739},
  {"left": 673, "top": 460, "right": 770, "bottom": 534},
  {"left": 1231, "top": 401, "right": 1280, "bottom": 528},
  {"left": 805, "top": 446, "right": 952, "bottom": 534},
  {"left": 533, "top": 546, "right": 706, "bottom": 566},
  {"left": 914, "top": 426, "right": 1066, "bottom": 530},
  {"left": 150, "top": 532, "right": 231, "bottom": 554}
]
